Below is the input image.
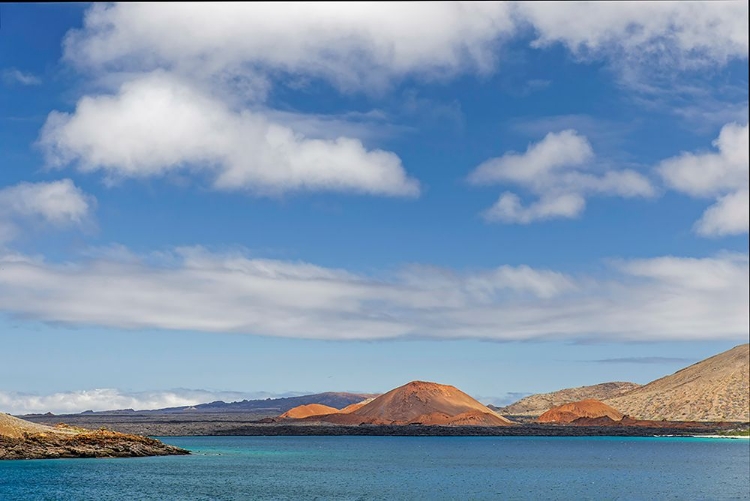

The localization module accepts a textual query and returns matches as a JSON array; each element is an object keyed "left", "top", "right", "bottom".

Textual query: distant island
[
  {"left": 15, "top": 343, "right": 750, "bottom": 440},
  {"left": 0, "top": 413, "right": 188, "bottom": 460}
]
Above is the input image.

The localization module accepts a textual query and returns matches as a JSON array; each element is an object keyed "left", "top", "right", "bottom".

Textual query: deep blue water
[{"left": 1, "top": 436, "right": 749, "bottom": 500}]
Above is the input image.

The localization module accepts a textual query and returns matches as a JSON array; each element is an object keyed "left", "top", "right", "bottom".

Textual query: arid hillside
[
  {"left": 537, "top": 399, "right": 624, "bottom": 424},
  {"left": 495, "top": 382, "right": 640, "bottom": 417},
  {"left": 1, "top": 413, "right": 76, "bottom": 439},
  {"left": 604, "top": 344, "right": 749, "bottom": 422}
]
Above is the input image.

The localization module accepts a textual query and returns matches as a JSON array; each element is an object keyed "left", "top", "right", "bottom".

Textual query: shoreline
[
  {"left": 686, "top": 434, "right": 750, "bottom": 439},
  {"left": 22, "top": 413, "right": 749, "bottom": 438}
]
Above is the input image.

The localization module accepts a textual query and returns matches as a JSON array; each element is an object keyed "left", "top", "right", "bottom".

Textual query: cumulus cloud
[
  {"left": 658, "top": 122, "right": 749, "bottom": 236},
  {"left": 482, "top": 192, "right": 586, "bottom": 224},
  {"left": 469, "top": 129, "right": 594, "bottom": 185},
  {"left": 694, "top": 190, "right": 749, "bottom": 236},
  {"left": 0, "top": 180, "right": 94, "bottom": 242},
  {"left": 0, "top": 247, "right": 745, "bottom": 342},
  {"left": 64, "top": 3, "right": 746, "bottom": 92},
  {"left": 63, "top": 3, "right": 515, "bottom": 91},
  {"left": 468, "top": 130, "right": 655, "bottom": 223},
  {"left": 39, "top": 74, "right": 419, "bottom": 197},
  {"left": 518, "top": 1, "right": 748, "bottom": 68},
  {"left": 43, "top": 3, "right": 746, "bottom": 198},
  {"left": 0, "top": 388, "right": 288, "bottom": 415},
  {"left": 2, "top": 68, "right": 41, "bottom": 86}
]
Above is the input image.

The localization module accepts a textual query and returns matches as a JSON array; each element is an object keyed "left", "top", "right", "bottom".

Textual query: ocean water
[{"left": 1, "top": 436, "right": 748, "bottom": 500}]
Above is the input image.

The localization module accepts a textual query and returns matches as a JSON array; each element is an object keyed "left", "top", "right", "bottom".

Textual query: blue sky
[{"left": 0, "top": 3, "right": 747, "bottom": 414}]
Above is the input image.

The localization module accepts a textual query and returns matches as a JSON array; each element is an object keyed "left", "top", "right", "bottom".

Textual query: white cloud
[
  {"left": 46, "top": 4, "right": 746, "bottom": 199},
  {"left": 39, "top": 74, "right": 419, "bottom": 197},
  {"left": 2, "top": 68, "right": 41, "bottom": 86},
  {"left": 64, "top": 3, "right": 746, "bottom": 93},
  {"left": 468, "top": 130, "right": 655, "bottom": 223},
  {"left": 462, "top": 264, "right": 576, "bottom": 300},
  {"left": 620, "top": 253, "right": 746, "bottom": 291},
  {"left": 0, "top": 180, "right": 94, "bottom": 242},
  {"left": 659, "top": 122, "right": 749, "bottom": 197},
  {"left": 518, "top": 1, "right": 748, "bottom": 67},
  {"left": 63, "top": 3, "right": 515, "bottom": 92},
  {"left": 694, "top": 189, "right": 749, "bottom": 237},
  {"left": 0, "top": 247, "right": 745, "bottom": 342},
  {"left": 469, "top": 129, "right": 594, "bottom": 185},
  {"left": 482, "top": 192, "right": 586, "bottom": 224},
  {"left": 0, "top": 388, "right": 288, "bottom": 415},
  {"left": 658, "top": 122, "right": 749, "bottom": 236}
]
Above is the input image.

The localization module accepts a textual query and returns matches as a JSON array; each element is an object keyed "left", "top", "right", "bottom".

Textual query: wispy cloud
[
  {"left": 517, "top": 2, "right": 748, "bottom": 82},
  {"left": 2, "top": 68, "right": 41, "bottom": 86},
  {"left": 588, "top": 357, "right": 695, "bottom": 365},
  {"left": 0, "top": 247, "right": 745, "bottom": 342}
]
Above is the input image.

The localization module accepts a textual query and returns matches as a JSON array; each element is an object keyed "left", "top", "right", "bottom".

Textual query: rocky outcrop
[{"left": 0, "top": 414, "right": 188, "bottom": 460}]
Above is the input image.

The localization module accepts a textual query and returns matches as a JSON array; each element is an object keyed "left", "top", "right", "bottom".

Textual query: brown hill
[
  {"left": 537, "top": 399, "right": 624, "bottom": 424},
  {"left": 319, "top": 381, "right": 513, "bottom": 426},
  {"left": 279, "top": 404, "right": 340, "bottom": 419},
  {"left": 494, "top": 382, "right": 640, "bottom": 417},
  {"left": 604, "top": 344, "right": 750, "bottom": 422}
]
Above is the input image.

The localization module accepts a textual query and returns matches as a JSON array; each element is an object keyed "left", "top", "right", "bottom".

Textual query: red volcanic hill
[
  {"left": 537, "top": 399, "right": 624, "bottom": 424},
  {"left": 319, "top": 381, "right": 513, "bottom": 426},
  {"left": 279, "top": 404, "right": 340, "bottom": 419}
]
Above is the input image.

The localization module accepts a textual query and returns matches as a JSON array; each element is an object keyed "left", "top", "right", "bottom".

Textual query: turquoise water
[{"left": 1, "top": 436, "right": 748, "bottom": 500}]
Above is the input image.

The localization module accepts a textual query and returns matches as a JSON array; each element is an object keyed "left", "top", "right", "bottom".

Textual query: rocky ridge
[{"left": 0, "top": 413, "right": 188, "bottom": 460}]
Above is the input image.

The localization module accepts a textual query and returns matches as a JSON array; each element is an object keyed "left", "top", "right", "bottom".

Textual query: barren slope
[
  {"left": 495, "top": 382, "right": 640, "bottom": 417},
  {"left": 1, "top": 413, "right": 75, "bottom": 439},
  {"left": 604, "top": 344, "right": 749, "bottom": 422}
]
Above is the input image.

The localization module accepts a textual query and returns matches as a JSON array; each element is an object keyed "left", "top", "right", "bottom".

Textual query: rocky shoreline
[
  {"left": 0, "top": 428, "right": 189, "bottom": 460},
  {"left": 22, "top": 412, "right": 747, "bottom": 438},
  {"left": 207, "top": 423, "right": 745, "bottom": 437}
]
